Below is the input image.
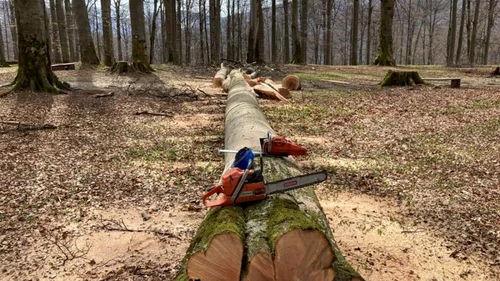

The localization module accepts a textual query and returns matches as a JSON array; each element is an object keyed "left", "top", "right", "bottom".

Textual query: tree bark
[
  {"left": 350, "top": 0, "right": 359, "bottom": 65},
  {"left": 469, "top": 0, "right": 480, "bottom": 65},
  {"left": 374, "top": 0, "right": 396, "bottom": 66},
  {"left": 247, "top": 0, "right": 265, "bottom": 64},
  {"left": 149, "top": 0, "right": 159, "bottom": 64},
  {"left": 198, "top": 0, "right": 205, "bottom": 64},
  {"left": 300, "top": 0, "right": 308, "bottom": 63},
  {"left": 94, "top": 4, "right": 101, "bottom": 60},
  {"left": 49, "top": 0, "right": 62, "bottom": 63},
  {"left": 165, "top": 0, "right": 177, "bottom": 63},
  {"left": 176, "top": 0, "right": 183, "bottom": 65},
  {"left": 365, "top": 0, "right": 372, "bottom": 65},
  {"left": 0, "top": 13, "right": 8, "bottom": 67},
  {"left": 456, "top": 0, "right": 466, "bottom": 64},
  {"left": 64, "top": 0, "right": 76, "bottom": 61},
  {"left": 324, "top": 0, "right": 333, "bottom": 65},
  {"left": 10, "top": 0, "right": 69, "bottom": 93},
  {"left": 283, "top": 0, "right": 290, "bottom": 63},
  {"left": 73, "top": 0, "right": 99, "bottom": 65},
  {"left": 129, "top": 0, "right": 153, "bottom": 72},
  {"left": 101, "top": 0, "right": 114, "bottom": 66},
  {"left": 380, "top": 70, "right": 425, "bottom": 87},
  {"left": 446, "top": 0, "right": 458, "bottom": 66},
  {"left": 55, "top": 0, "right": 70, "bottom": 62},
  {"left": 209, "top": 0, "right": 221, "bottom": 65},
  {"left": 291, "top": 0, "right": 303, "bottom": 63},
  {"left": 271, "top": 0, "right": 277, "bottom": 63},
  {"left": 482, "top": 0, "right": 496, "bottom": 65},
  {"left": 185, "top": 0, "right": 193, "bottom": 64},
  {"left": 7, "top": 0, "right": 18, "bottom": 60},
  {"left": 175, "top": 71, "right": 364, "bottom": 281}
]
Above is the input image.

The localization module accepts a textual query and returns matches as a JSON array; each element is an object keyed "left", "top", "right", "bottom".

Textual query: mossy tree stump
[
  {"left": 175, "top": 71, "right": 364, "bottom": 281},
  {"left": 380, "top": 70, "right": 426, "bottom": 87}
]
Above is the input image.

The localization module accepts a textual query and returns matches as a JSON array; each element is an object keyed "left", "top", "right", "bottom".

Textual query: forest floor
[{"left": 0, "top": 64, "right": 499, "bottom": 281}]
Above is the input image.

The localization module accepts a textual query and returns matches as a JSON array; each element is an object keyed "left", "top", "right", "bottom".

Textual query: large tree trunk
[
  {"left": 165, "top": 0, "right": 177, "bottom": 63},
  {"left": 350, "top": 0, "right": 359, "bottom": 65},
  {"left": 175, "top": 71, "right": 364, "bottom": 281},
  {"left": 271, "top": 0, "right": 277, "bottom": 63},
  {"left": 0, "top": 14, "right": 8, "bottom": 67},
  {"left": 176, "top": 0, "right": 183, "bottom": 65},
  {"left": 300, "top": 0, "right": 308, "bottom": 63},
  {"left": 9, "top": 0, "right": 69, "bottom": 93},
  {"left": 198, "top": 0, "right": 205, "bottom": 64},
  {"left": 101, "top": 0, "right": 114, "bottom": 66},
  {"left": 325, "top": 0, "right": 333, "bottom": 64},
  {"left": 374, "top": 0, "right": 396, "bottom": 66},
  {"left": 129, "top": 0, "right": 153, "bottom": 72},
  {"left": 209, "top": 0, "right": 221, "bottom": 65},
  {"left": 149, "top": 0, "right": 159, "bottom": 64},
  {"left": 456, "top": 0, "right": 466, "bottom": 64},
  {"left": 113, "top": 0, "right": 122, "bottom": 61},
  {"left": 49, "top": 0, "right": 62, "bottom": 63},
  {"left": 247, "top": 0, "right": 265, "bottom": 64},
  {"left": 73, "top": 0, "right": 99, "bottom": 65},
  {"left": 64, "top": 0, "right": 76, "bottom": 61},
  {"left": 291, "top": 0, "right": 303, "bottom": 63},
  {"left": 7, "top": 0, "right": 18, "bottom": 60},
  {"left": 55, "top": 0, "right": 70, "bottom": 62},
  {"left": 366, "top": 0, "right": 373, "bottom": 65},
  {"left": 469, "top": 0, "right": 480, "bottom": 65},
  {"left": 482, "top": 0, "right": 496, "bottom": 65},
  {"left": 185, "top": 0, "right": 192, "bottom": 64},
  {"left": 446, "top": 0, "right": 458, "bottom": 66},
  {"left": 283, "top": 0, "right": 290, "bottom": 63}
]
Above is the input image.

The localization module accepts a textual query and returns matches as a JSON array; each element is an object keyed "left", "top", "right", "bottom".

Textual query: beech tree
[
  {"left": 8, "top": 0, "right": 69, "bottom": 93},
  {"left": 74, "top": 0, "right": 99, "bottom": 65},
  {"left": 129, "top": 0, "right": 153, "bottom": 72},
  {"left": 101, "top": 0, "right": 114, "bottom": 66},
  {"left": 374, "top": 0, "right": 396, "bottom": 66}
]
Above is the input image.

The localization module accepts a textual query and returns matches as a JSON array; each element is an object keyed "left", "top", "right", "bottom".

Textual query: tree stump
[
  {"left": 175, "top": 71, "right": 364, "bottom": 281},
  {"left": 380, "top": 70, "right": 426, "bottom": 87}
]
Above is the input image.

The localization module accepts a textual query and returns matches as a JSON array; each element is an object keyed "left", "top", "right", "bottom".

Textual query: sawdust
[{"left": 319, "top": 190, "right": 494, "bottom": 281}]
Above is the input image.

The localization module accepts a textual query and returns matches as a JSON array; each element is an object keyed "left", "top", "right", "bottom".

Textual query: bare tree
[
  {"left": 0, "top": 14, "right": 7, "bottom": 66},
  {"left": 9, "top": 0, "right": 69, "bottom": 93},
  {"left": 129, "top": 0, "right": 153, "bottom": 71},
  {"left": 247, "top": 0, "right": 264, "bottom": 63},
  {"left": 209, "top": 0, "right": 221, "bottom": 64},
  {"left": 482, "top": 0, "right": 497, "bottom": 64},
  {"left": 456, "top": 0, "right": 466, "bottom": 63},
  {"left": 55, "top": 0, "right": 70, "bottom": 62},
  {"left": 102, "top": 0, "right": 114, "bottom": 66},
  {"left": 291, "top": 0, "right": 303, "bottom": 63},
  {"left": 49, "top": 0, "right": 62, "bottom": 63},
  {"left": 366, "top": 0, "right": 373, "bottom": 65},
  {"left": 74, "top": 0, "right": 99, "bottom": 65},
  {"left": 351, "top": 0, "right": 359, "bottom": 65},
  {"left": 7, "top": 0, "right": 18, "bottom": 60},
  {"left": 165, "top": 0, "right": 177, "bottom": 63},
  {"left": 446, "top": 0, "right": 458, "bottom": 66},
  {"left": 64, "top": 0, "right": 76, "bottom": 61},
  {"left": 300, "top": 0, "right": 308, "bottom": 63},
  {"left": 283, "top": 0, "right": 290, "bottom": 63},
  {"left": 271, "top": 0, "right": 277, "bottom": 63},
  {"left": 469, "top": 0, "right": 480, "bottom": 64},
  {"left": 374, "top": 0, "right": 396, "bottom": 65},
  {"left": 113, "top": 0, "right": 123, "bottom": 61},
  {"left": 149, "top": 0, "right": 160, "bottom": 63}
]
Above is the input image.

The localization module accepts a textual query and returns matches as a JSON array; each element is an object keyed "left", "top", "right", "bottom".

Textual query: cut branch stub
[{"left": 380, "top": 70, "right": 425, "bottom": 87}]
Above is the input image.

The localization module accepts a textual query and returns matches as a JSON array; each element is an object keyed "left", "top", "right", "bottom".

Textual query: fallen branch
[
  {"left": 1, "top": 120, "right": 57, "bottom": 131},
  {"left": 100, "top": 218, "right": 180, "bottom": 240},
  {"left": 94, "top": 92, "right": 114, "bottom": 98},
  {"left": 39, "top": 226, "right": 91, "bottom": 266},
  {"left": 135, "top": 110, "right": 173, "bottom": 117}
]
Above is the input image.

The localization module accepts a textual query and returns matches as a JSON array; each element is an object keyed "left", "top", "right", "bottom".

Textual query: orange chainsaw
[{"left": 203, "top": 134, "right": 327, "bottom": 207}]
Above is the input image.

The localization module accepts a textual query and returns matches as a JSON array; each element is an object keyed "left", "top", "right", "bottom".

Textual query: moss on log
[
  {"left": 380, "top": 70, "right": 426, "bottom": 87},
  {"left": 176, "top": 71, "right": 364, "bottom": 281}
]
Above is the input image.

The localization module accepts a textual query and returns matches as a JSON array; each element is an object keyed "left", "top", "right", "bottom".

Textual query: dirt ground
[{"left": 0, "top": 64, "right": 498, "bottom": 281}]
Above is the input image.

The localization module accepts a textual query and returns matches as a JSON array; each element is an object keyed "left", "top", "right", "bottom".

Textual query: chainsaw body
[{"left": 260, "top": 132, "right": 307, "bottom": 156}]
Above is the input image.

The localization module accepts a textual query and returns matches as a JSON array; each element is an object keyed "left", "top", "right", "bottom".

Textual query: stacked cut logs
[
  {"left": 175, "top": 68, "right": 363, "bottom": 281},
  {"left": 214, "top": 65, "right": 301, "bottom": 103}
]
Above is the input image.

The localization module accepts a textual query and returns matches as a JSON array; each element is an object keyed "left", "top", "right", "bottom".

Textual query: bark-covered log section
[
  {"left": 380, "top": 70, "right": 426, "bottom": 87},
  {"left": 176, "top": 71, "right": 364, "bottom": 281}
]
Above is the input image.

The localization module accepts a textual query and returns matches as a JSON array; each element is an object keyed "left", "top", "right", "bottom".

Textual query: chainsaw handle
[{"left": 202, "top": 185, "right": 224, "bottom": 207}]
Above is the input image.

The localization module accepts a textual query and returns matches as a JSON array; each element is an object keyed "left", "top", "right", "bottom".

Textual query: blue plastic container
[{"left": 232, "top": 147, "right": 254, "bottom": 170}]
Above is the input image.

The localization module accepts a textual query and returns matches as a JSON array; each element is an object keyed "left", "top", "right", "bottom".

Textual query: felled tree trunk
[
  {"left": 380, "top": 70, "right": 425, "bottom": 87},
  {"left": 175, "top": 71, "right": 363, "bottom": 281},
  {"left": 213, "top": 64, "right": 229, "bottom": 88}
]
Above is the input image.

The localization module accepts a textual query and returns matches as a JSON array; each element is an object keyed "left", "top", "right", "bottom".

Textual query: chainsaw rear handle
[{"left": 202, "top": 185, "right": 226, "bottom": 207}]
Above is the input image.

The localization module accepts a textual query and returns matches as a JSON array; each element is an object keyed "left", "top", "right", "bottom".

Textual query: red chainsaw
[{"left": 202, "top": 133, "right": 327, "bottom": 207}]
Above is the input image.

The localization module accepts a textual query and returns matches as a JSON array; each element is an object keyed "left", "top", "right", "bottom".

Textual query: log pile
[
  {"left": 213, "top": 65, "right": 301, "bottom": 102},
  {"left": 175, "top": 69, "right": 364, "bottom": 281}
]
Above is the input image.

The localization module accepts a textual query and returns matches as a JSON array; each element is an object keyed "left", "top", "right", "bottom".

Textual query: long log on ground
[{"left": 176, "top": 72, "right": 363, "bottom": 281}]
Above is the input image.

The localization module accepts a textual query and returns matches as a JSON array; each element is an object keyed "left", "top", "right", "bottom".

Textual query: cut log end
[
  {"left": 281, "top": 75, "right": 301, "bottom": 90},
  {"left": 187, "top": 232, "right": 243, "bottom": 281},
  {"left": 213, "top": 66, "right": 229, "bottom": 88},
  {"left": 274, "top": 229, "right": 335, "bottom": 281},
  {"left": 245, "top": 252, "right": 275, "bottom": 281}
]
